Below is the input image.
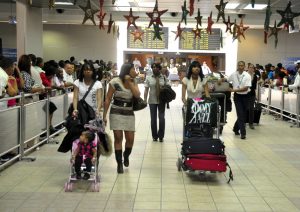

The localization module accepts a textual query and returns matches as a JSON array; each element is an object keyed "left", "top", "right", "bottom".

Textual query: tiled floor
[{"left": 1, "top": 85, "right": 300, "bottom": 212}]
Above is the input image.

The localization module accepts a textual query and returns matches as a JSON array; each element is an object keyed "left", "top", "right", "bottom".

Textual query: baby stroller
[
  {"left": 64, "top": 118, "right": 104, "bottom": 192},
  {"left": 177, "top": 97, "right": 233, "bottom": 183}
]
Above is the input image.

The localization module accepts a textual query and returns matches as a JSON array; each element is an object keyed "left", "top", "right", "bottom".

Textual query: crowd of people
[{"left": 1, "top": 54, "right": 299, "bottom": 173}]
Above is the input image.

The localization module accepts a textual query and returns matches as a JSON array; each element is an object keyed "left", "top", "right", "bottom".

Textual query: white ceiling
[{"left": 0, "top": 0, "right": 300, "bottom": 27}]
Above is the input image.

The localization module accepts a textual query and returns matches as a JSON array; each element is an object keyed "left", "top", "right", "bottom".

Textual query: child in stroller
[
  {"left": 65, "top": 118, "right": 105, "bottom": 192},
  {"left": 71, "top": 131, "right": 96, "bottom": 180}
]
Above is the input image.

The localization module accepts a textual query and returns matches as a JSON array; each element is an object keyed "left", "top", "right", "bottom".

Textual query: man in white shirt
[
  {"left": 133, "top": 58, "right": 141, "bottom": 72},
  {"left": 227, "top": 61, "right": 252, "bottom": 139},
  {"left": 63, "top": 62, "right": 74, "bottom": 87},
  {"left": 202, "top": 61, "right": 211, "bottom": 76},
  {"left": 288, "top": 62, "right": 300, "bottom": 91}
]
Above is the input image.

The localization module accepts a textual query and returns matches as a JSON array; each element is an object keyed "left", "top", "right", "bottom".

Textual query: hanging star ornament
[
  {"left": 234, "top": 18, "right": 249, "bottom": 42},
  {"left": 251, "top": 0, "right": 255, "bottom": 8},
  {"left": 99, "top": 0, "right": 104, "bottom": 9},
  {"left": 223, "top": 16, "right": 234, "bottom": 34},
  {"left": 276, "top": 1, "right": 300, "bottom": 30},
  {"left": 215, "top": 0, "right": 228, "bottom": 22},
  {"left": 124, "top": 8, "right": 139, "bottom": 29},
  {"left": 232, "top": 19, "right": 238, "bottom": 41},
  {"left": 79, "top": 0, "right": 99, "bottom": 25},
  {"left": 146, "top": 0, "right": 168, "bottom": 28},
  {"left": 131, "top": 29, "right": 144, "bottom": 43},
  {"left": 264, "top": 0, "right": 272, "bottom": 44},
  {"left": 269, "top": 20, "right": 282, "bottom": 48},
  {"left": 113, "top": 22, "right": 116, "bottom": 37},
  {"left": 152, "top": 23, "right": 164, "bottom": 40},
  {"left": 192, "top": 25, "right": 202, "bottom": 39},
  {"left": 189, "top": 0, "right": 195, "bottom": 16},
  {"left": 181, "top": 0, "right": 190, "bottom": 25},
  {"left": 97, "top": 9, "right": 106, "bottom": 30},
  {"left": 206, "top": 12, "right": 214, "bottom": 35},
  {"left": 107, "top": 13, "right": 114, "bottom": 34},
  {"left": 49, "top": 0, "right": 55, "bottom": 9},
  {"left": 195, "top": 8, "right": 203, "bottom": 27},
  {"left": 173, "top": 22, "right": 185, "bottom": 41}
]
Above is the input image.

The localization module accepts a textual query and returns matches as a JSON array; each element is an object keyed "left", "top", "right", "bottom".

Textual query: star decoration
[
  {"left": 192, "top": 25, "right": 202, "bottom": 39},
  {"left": 189, "top": 0, "right": 195, "bottom": 16},
  {"left": 233, "top": 18, "right": 249, "bottom": 42},
  {"left": 97, "top": 9, "right": 106, "bottom": 30},
  {"left": 131, "top": 29, "right": 144, "bottom": 43},
  {"left": 264, "top": 0, "right": 272, "bottom": 44},
  {"left": 113, "top": 22, "right": 117, "bottom": 37},
  {"left": 206, "top": 12, "right": 214, "bottom": 35},
  {"left": 146, "top": 0, "right": 168, "bottom": 28},
  {"left": 99, "top": 0, "right": 104, "bottom": 9},
  {"left": 49, "top": 0, "right": 55, "bottom": 9},
  {"left": 79, "top": 0, "right": 99, "bottom": 25},
  {"left": 181, "top": 0, "right": 190, "bottom": 25},
  {"left": 173, "top": 22, "right": 185, "bottom": 40},
  {"left": 276, "top": 1, "right": 300, "bottom": 30},
  {"left": 152, "top": 23, "right": 164, "bottom": 40},
  {"left": 107, "top": 13, "right": 114, "bottom": 34},
  {"left": 195, "top": 8, "right": 203, "bottom": 27},
  {"left": 251, "top": 0, "right": 255, "bottom": 8},
  {"left": 124, "top": 8, "right": 139, "bottom": 29},
  {"left": 223, "top": 16, "right": 234, "bottom": 34},
  {"left": 215, "top": 0, "right": 228, "bottom": 22},
  {"left": 269, "top": 20, "right": 282, "bottom": 48}
]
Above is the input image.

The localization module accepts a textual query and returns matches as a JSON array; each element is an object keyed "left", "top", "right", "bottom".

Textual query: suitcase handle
[{"left": 226, "top": 162, "right": 233, "bottom": 183}]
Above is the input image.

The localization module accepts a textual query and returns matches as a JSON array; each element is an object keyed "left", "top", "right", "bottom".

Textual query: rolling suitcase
[
  {"left": 185, "top": 154, "right": 227, "bottom": 172},
  {"left": 181, "top": 137, "right": 224, "bottom": 155}
]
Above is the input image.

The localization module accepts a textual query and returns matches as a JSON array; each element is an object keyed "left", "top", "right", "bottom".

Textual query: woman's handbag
[
  {"left": 66, "top": 81, "right": 96, "bottom": 129},
  {"left": 132, "top": 97, "right": 147, "bottom": 111}
]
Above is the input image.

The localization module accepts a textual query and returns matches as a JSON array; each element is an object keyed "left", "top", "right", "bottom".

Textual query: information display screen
[
  {"left": 127, "top": 26, "right": 168, "bottom": 49},
  {"left": 179, "top": 28, "right": 221, "bottom": 50}
]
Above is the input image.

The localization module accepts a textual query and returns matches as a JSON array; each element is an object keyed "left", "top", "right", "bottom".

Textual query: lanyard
[{"left": 236, "top": 73, "right": 244, "bottom": 88}]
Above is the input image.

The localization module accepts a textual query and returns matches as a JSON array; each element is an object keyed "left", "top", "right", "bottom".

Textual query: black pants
[
  {"left": 248, "top": 95, "right": 256, "bottom": 125},
  {"left": 233, "top": 93, "right": 249, "bottom": 136},
  {"left": 149, "top": 103, "right": 166, "bottom": 140},
  {"left": 75, "top": 156, "right": 92, "bottom": 174}
]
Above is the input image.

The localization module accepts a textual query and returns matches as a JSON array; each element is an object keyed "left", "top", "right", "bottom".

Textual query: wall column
[{"left": 16, "top": 0, "right": 43, "bottom": 59}]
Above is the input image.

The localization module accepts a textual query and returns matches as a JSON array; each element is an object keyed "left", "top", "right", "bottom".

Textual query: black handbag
[
  {"left": 66, "top": 81, "right": 96, "bottom": 129},
  {"left": 132, "top": 97, "right": 147, "bottom": 111},
  {"left": 160, "top": 77, "right": 176, "bottom": 104}
]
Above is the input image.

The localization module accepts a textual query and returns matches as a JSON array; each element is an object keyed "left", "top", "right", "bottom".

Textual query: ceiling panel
[{"left": 0, "top": 0, "right": 300, "bottom": 26}]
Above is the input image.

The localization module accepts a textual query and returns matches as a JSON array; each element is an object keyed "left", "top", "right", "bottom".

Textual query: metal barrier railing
[
  {"left": 257, "top": 84, "right": 300, "bottom": 127},
  {"left": 0, "top": 88, "right": 73, "bottom": 170}
]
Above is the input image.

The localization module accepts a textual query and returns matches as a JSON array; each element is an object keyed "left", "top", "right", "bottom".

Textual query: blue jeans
[{"left": 149, "top": 103, "right": 166, "bottom": 140}]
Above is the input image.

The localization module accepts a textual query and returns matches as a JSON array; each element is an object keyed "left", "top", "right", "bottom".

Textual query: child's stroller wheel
[{"left": 176, "top": 158, "right": 182, "bottom": 172}]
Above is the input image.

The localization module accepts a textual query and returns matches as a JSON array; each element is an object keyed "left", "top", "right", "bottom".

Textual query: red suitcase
[{"left": 185, "top": 154, "right": 227, "bottom": 172}]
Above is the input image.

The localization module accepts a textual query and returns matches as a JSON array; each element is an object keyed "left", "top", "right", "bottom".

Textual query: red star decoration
[
  {"left": 79, "top": 0, "right": 99, "bottom": 25},
  {"left": 223, "top": 16, "right": 234, "bottom": 34},
  {"left": 194, "top": 8, "right": 202, "bottom": 27},
  {"left": 268, "top": 20, "right": 282, "bottom": 48},
  {"left": 192, "top": 25, "right": 202, "bottom": 39},
  {"left": 277, "top": 1, "right": 300, "bottom": 30},
  {"left": 173, "top": 22, "right": 185, "bottom": 40},
  {"left": 234, "top": 18, "right": 249, "bottom": 42},
  {"left": 146, "top": 0, "right": 168, "bottom": 28},
  {"left": 107, "top": 13, "right": 114, "bottom": 34},
  {"left": 124, "top": 8, "right": 139, "bottom": 29},
  {"left": 189, "top": 0, "right": 195, "bottom": 16},
  {"left": 99, "top": 0, "right": 104, "bottom": 9},
  {"left": 206, "top": 11, "right": 214, "bottom": 34},
  {"left": 97, "top": 8, "right": 106, "bottom": 30},
  {"left": 131, "top": 29, "right": 144, "bottom": 43}
]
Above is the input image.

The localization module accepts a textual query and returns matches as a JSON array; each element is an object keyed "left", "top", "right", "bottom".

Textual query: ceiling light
[
  {"left": 244, "top": 4, "right": 267, "bottom": 10},
  {"left": 42, "top": 21, "right": 48, "bottom": 23},
  {"left": 138, "top": 2, "right": 155, "bottom": 7},
  {"left": 226, "top": 3, "right": 239, "bottom": 9},
  {"left": 115, "top": 1, "right": 130, "bottom": 7},
  {"left": 54, "top": 2, "right": 73, "bottom": 5}
]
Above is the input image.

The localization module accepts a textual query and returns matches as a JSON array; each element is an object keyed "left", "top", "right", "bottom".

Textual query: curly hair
[{"left": 186, "top": 61, "right": 204, "bottom": 81}]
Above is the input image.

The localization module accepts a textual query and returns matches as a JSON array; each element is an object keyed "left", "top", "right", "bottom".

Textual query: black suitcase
[
  {"left": 182, "top": 137, "right": 224, "bottom": 155},
  {"left": 184, "top": 124, "right": 214, "bottom": 138},
  {"left": 246, "top": 102, "right": 262, "bottom": 124}
]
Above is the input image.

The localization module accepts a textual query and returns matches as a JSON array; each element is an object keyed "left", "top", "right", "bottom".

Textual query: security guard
[{"left": 227, "top": 61, "right": 251, "bottom": 139}]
